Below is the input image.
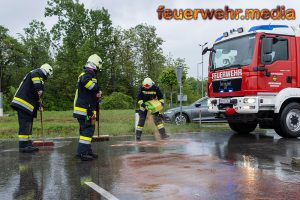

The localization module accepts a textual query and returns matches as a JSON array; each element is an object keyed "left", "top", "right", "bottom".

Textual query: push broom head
[
  {"left": 92, "top": 135, "right": 110, "bottom": 142},
  {"left": 32, "top": 140, "right": 55, "bottom": 147}
]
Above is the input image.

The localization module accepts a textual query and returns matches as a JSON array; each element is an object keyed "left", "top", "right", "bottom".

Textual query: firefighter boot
[
  {"left": 159, "top": 128, "right": 169, "bottom": 140},
  {"left": 88, "top": 149, "right": 98, "bottom": 159},
  {"left": 27, "top": 140, "right": 39, "bottom": 151},
  {"left": 136, "top": 131, "right": 142, "bottom": 141},
  {"left": 19, "top": 141, "right": 39, "bottom": 153},
  {"left": 77, "top": 153, "right": 94, "bottom": 161}
]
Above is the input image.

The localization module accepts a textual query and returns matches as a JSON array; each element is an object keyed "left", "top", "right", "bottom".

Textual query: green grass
[{"left": 0, "top": 110, "right": 229, "bottom": 139}]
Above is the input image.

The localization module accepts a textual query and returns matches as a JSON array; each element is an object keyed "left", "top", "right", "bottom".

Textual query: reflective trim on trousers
[
  {"left": 79, "top": 136, "right": 92, "bottom": 144},
  {"left": 79, "top": 139, "right": 91, "bottom": 144},
  {"left": 136, "top": 125, "right": 143, "bottom": 131},
  {"left": 80, "top": 135, "right": 92, "bottom": 141},
  {"left": 19, "top": 134, "right": 31, "bottom": 141},
  {"left": 157, "top": 124, "right": 164, "bottom": 129}
]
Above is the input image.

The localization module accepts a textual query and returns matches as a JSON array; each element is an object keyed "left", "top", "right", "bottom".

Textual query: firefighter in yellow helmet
[
  {"left": 11, "top": 64, "right": 53, "bottom": 153},
  {"left": 73, "top": 54, "right": 102, "bottom": 161},
  {"left": 135, "top": 77, "right": 169, "bottom": 141}
]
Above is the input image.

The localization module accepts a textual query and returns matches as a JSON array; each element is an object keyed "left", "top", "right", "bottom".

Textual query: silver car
[{"left": 163, "top": 97, "right": 224, "bottom": 125}]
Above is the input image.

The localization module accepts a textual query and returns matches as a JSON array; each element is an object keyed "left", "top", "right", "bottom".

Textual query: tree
[
  {"left": 0, "top": 25, "right": 27, "bottom": 94},
  {"left": 159, "top": 58, "right": 188, "bottom": 107},
  {"left": 159, "top": 67, "right": 177, "bottom": 107},
  {"left": 19, "top": 20, "right": 52, "bottom": 68},
  {"left": 44, "top": 0, "right": 114, "bottom": 109},
  {"left": 128, "top": 24, "right": 165, "bottom": 83}
]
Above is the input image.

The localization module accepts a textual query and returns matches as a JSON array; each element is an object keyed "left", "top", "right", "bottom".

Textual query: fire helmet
[
  {"left": 143, "top": 78, "right": 154, "bottom": 89},
  {"left": 40, "top": 63, "right": 53, "bottom": 78}
]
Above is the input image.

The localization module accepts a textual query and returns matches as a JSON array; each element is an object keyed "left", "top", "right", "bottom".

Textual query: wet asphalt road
[{"left": 1, "top": 130, "right": 300, "bottom": 200}]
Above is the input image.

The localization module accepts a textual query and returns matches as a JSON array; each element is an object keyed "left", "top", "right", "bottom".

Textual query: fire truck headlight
[{"left": 243, "top": 98, "right": 256, "bottom": 104}]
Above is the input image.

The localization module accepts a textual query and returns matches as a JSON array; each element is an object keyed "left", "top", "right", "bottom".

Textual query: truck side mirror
[
  {"left": 262, "top": 38, "right": 273, "bottom": 54},
  {"left": 261, "top": 38, "right": 273, "bottom": 64},
  {"left": 202, "top": 47, "right": 208, "bottom": 55}
]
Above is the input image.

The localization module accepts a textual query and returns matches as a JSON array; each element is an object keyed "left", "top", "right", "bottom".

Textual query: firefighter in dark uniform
[
  {"left": 73, "top": 54, "right": 102, "bottom": 161},
  {"left": 135, "top": 77, "right": 169, "bottom": 141},
  {"left": 11, "top": 64, "right": 53, "bottom": 153}
]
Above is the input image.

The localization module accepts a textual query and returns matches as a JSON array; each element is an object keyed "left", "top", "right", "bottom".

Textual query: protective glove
[
  {"left": 147, "top": 105, "right": 155, "bottom": 112},
  {"left": 141, "top": 102, "right": 146, "bottom": 108},
  {"left": 39, "top": 102, "right": 44, "bottom": 112},
  {"left": 37, "top": 90, "right": 43, "bottom": 97},
  {"left": 96, "top": 91, "right": 102, "bottom": 98}
]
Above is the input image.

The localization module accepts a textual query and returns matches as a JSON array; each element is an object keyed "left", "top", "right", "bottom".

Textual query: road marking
[{"left": 85, "top": 182, "right": 119, "bottom": 200}]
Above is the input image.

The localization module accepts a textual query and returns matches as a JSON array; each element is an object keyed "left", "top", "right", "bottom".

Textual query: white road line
[{"left": 85, "top": 181, "right": 119, "bottom": 200}]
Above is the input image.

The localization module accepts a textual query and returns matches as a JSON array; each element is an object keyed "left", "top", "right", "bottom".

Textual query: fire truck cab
[{"left": 204, "top": 25, "right": 300, "bottom": 138}]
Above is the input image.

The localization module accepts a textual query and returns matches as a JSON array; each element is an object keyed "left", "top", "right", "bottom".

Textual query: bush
[
  {"left": 101, "top": 92, "right": 134, "bottom": 110},
  {"left": 3, "top": 86, "right": 16, "bottom": 112}
]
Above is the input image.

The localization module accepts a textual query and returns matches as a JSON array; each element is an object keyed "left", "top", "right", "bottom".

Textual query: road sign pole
[
  {"left": 0, "top": 64, "right": 3, "bottom": 117},
  {"left": 0, "top": 92, "right": 3, "bottom": 117},
  {"left": 199, "top": 42, "right": 207, "bottom": 97},
  {"left": 176, "top": 66, "right": 183, "bottom": 124}
]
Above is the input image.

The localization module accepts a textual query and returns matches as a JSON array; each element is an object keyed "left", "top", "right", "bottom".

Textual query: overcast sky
[{"left": 0, "top": 0, "right": 299, "bottom": 78}]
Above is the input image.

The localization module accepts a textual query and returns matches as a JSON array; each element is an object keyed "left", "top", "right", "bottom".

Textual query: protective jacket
[
  {"left": 73, "top": 68, "right": 100, "bottom": 119},
  {"left": 11, "top": 69, "right": 46, "bottom": 116},
  {"left": 137, "top": 85, "right": 164, "bottom": 106}
]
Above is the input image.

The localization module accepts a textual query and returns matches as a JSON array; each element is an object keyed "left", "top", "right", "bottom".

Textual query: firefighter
[
  {"left": 73, "top": 54, "right": 102, "bottom": 161},
  {"left": 136, "top": 77, "right": 169, "bottom": 141},
  {"left": 11, "top": 64, "right": 53, "bottom": 153}
]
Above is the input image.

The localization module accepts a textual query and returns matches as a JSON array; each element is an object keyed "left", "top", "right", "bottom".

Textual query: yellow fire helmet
[
  {"left": 143, "top": 77, "right": 154, "bottom": 89},
  {"left": 40, "top": 63, "right": 53, "bottom": 78},
  {"left": 87, "top": 54, "right": 103, "bottom": 70}
]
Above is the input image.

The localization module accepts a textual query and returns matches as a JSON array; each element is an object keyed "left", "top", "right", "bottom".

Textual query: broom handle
[
  {"left": 97, "top": 99, "right": 100, "bottom": 137},
  {"left": 40, "top": 109, "right": 44, "bottom": 140}
]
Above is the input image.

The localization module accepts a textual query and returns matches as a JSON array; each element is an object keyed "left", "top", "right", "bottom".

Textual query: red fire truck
[{"left": 203, "top": 25, "right": 300, "bottom": 138}]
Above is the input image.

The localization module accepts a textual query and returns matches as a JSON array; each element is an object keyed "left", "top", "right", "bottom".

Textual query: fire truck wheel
[
  {"left": 228, "top": 122, "right": 257, "bottom": 134},
  {"left": 275, "top": 102, "right": 300, "bottom": 138}
]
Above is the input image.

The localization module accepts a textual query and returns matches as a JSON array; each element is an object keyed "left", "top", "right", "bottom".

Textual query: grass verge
[{"left": 0, "top": 110, "right": 229, "bottom": 139}]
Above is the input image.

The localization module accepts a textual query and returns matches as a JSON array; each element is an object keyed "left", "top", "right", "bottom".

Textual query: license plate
[{"left": 219, "top": 98, "right": 231, "bottom": 104}]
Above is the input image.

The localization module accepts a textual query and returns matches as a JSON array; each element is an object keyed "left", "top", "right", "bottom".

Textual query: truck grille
[{"left": 212, "top": 78, "right": 242, "bottom": 93}]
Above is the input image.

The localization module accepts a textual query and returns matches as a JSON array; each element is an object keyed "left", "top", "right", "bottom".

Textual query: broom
[
  {"left": 32, "top": 101, "right": 54, "bottom": 147},
  {"left": 92, "top": 99, "right": 109, "bottom": 142}
]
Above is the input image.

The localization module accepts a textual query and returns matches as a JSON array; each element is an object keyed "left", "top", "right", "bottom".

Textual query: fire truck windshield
[{"left": 211, "top": 34, "right": 256, "bottom": 70}]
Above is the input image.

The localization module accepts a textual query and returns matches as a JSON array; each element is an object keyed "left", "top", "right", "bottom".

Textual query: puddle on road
[
  {"left": 2, "top": 133, "right": 300, "bottom": 199},
  {"left": 113, "top": 151, "right": 300, "bottom": 200},
  {"left": 110, "top": 139, "right": 189, "bottom": 148}
]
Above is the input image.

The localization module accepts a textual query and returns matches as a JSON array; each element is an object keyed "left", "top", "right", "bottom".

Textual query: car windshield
[{"left": 211, "top": 34, "right": 256, "bottom": 70}]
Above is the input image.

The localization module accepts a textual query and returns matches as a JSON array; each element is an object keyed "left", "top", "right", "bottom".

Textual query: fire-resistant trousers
[{"left": 135, "top": 110, "right": 166, "bottom": 139}]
